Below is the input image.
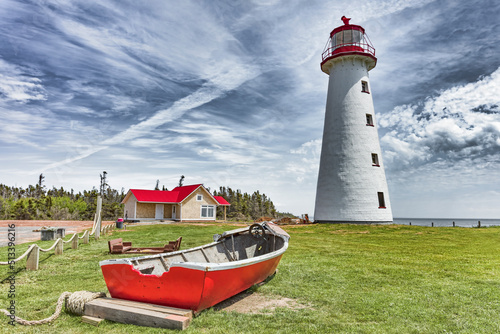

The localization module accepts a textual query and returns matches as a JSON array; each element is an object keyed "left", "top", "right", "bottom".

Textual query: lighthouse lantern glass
[{"left": 332, "top": 29, "right": 363, "bottom": 50}]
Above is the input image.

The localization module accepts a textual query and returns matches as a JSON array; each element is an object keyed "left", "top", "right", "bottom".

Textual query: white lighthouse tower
[{"left": 314, "top": 16, "right": 392, "bottom": 223}]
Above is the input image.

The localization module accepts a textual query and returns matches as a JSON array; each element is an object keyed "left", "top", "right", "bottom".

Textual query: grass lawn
[{"left": 1, "top": 223, "right": 499, "bottom": 333}]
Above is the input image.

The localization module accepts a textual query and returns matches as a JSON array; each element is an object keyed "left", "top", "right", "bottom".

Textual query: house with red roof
[{"left": 121, "top": 184, "right": 230, "bottom": 222}]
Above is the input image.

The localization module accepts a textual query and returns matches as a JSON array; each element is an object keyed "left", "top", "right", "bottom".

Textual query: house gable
[{"left": 179, "top": 186, "right": 218, "bottom": 220}]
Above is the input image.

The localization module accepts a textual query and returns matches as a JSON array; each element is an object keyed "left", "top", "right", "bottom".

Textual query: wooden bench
[
  {"left": 108, "top": 238, "right": 132, "bottom": 254},
  {"left": 108, "top": 237, "right": 182, "bottom": 255}
]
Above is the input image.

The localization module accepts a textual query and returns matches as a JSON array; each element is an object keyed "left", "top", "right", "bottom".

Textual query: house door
[
  {"left": 155, "top": 204, "right": 164, "bottom": 219},
  {"left": 172, "top": 205, "right": 176, "bottom": 220}
]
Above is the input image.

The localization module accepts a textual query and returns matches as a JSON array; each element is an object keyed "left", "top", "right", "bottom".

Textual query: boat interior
[{"left": 130, "top": 228, "right": 286, "bottom": 276}]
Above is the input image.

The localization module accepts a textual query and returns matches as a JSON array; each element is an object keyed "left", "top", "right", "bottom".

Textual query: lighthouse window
[
  {"left": 371, "top": 153, "right": 379, "bottom": 166},
  {"left": 334, "top": 32, "right": 343, "bottom": 48},
  {"left": 343, "top": 30, "right": 352, "bottom": 44},
  {"left": 366, "top": 114, "right": 374, "bottom": 126},
  {"left": 352, "top": 30, "right": 362, "bottom": 44},
  {"left": 361, "top": 81, "right": 369, "bottom": 93},
  {"left": 333, "top": 30, "right": 363, "bottom": 49},
  {"left": 378, "top": 192, "right": 386, "bottom": 208}
]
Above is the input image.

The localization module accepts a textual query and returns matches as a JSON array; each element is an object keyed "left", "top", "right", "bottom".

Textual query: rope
[
  {"left": 39, "top": 239, "right": 60, "bottom": 252},
  {"left": 78, "top": 230, "right": 89, "bottom": 239},
  {"left": 0, "top": 244, "right": 36, "bottom": 265},
  {"left": 0, "top": 291, "right": 105, "bottom": 325},
  {"left": 62, "top": 233, "right": 77, "bottom": 244},
  {"left": 66, "top": 291, "right": 106, "bottom": 315}
]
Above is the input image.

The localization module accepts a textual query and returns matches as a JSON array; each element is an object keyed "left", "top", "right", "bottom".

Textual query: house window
[
  {"left": 366, "top": 114, "right": 374, "bottom": 126},
  {"left": 196, "top": 194, "right": 203, "bottom": 201},
  {"left": 371, "top": 153, "right": 379, "bottom": 166},
  {"left": 201, "top": 205, "right": 215, "bottom": 218},
  {"left": 378, "top": 192, "right": 386, "bottom": 208},
  {"left": 361, "top": 81, "right": 369, "bottom": 93}
]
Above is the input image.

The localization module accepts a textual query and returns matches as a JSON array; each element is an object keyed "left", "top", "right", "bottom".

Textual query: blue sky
[{"left": 1, "top": 0, "right": 499, "bottom": 218}]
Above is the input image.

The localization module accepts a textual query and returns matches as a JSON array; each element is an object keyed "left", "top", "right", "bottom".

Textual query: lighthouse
[{"left": 314, "top": 16, "right": 393, "bottom": 223}]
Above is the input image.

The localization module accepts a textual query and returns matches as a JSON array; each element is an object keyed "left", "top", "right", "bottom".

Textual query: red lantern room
[{"left": 321, "top": 16, "right": 377, "bottom": 74}]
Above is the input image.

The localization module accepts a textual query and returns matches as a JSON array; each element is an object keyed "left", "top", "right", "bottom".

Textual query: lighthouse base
[{"left": 314, "top": 220, "right": 393, "bottom": 224}]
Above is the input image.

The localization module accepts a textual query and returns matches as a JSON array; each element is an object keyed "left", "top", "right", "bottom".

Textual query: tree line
[
  {"left": 213, "top": 186, "right": 292, "bottom": 221},
  {"left": 0, "top": 178, "right": 124, "bottom": 221},
  {"left": 0, "top": 175, "right": 292, "bottom": 221}
]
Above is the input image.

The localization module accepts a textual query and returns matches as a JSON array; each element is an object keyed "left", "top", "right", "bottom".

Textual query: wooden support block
[
  {"left": 99, "top": 297, "right": 193, "bottom": 318},
  {"left": 84, "top": 298, "right": 191, "bottom": 330},
  {"left": 82, "top": 315, "right": 104, "bottom": 326},
  {"left": 26, "top": 245, "right": 39, "bottom": 271},
  {"left": 55, "top": 239, "right": 63, "bottom": 255}
]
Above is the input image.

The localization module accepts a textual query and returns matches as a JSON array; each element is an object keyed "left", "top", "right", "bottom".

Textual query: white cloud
[
  {"left": 285, "top": 139, "right": 321, "bottom": 183},
  {"left": 379, "top": 67, "right": 500, "bottom": 167}
]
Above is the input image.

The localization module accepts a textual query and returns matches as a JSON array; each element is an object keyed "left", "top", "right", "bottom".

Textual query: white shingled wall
[{"left": 314, "top": 55, "right": 393, "bottom": 223}]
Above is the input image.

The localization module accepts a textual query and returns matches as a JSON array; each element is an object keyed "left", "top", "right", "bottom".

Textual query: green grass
[{"left": 1, "top": 223, "right": 499, "bottom": 333}]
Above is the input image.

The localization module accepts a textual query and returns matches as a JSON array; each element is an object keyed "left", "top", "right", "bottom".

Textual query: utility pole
[{"left": 100, "top": 171, "right": 108, "bottom": 196}]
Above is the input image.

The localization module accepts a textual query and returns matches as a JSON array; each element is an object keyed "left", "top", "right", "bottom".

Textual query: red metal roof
[
  {"left": 214, "top": 196, "right": 230, "bottom": 206},
  {"left": 123, "top": 184, "right": 230, "bottom": 206},
  {"left": 128, "top": 184, "right": 203, "bottom": 203},
  {"left": 330, "top": 24, "right": 365, "bottom": 37}
]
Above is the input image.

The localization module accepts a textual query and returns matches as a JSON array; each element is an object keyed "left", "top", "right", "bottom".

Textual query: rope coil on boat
[{"left": 0, "top": 291, "right": 105, "bottom": 325}]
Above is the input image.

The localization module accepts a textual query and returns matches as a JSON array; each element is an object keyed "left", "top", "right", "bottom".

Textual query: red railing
[{"left": 322, "top": 41, "right": 376, "bottom": 62}]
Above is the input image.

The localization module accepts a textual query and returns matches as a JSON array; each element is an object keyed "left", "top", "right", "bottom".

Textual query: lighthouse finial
[{"left": 341, "top": 16, "right": 351, "bottom": 25}]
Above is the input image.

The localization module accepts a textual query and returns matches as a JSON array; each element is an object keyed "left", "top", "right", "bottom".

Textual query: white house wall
[{"left": 123, "top": 193, "right": 137, "bottom": 219}]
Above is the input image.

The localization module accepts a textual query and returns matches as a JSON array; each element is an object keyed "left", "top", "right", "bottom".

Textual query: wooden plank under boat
[{"left": 99, "top": 222, "right": 290, "bottom": 313}]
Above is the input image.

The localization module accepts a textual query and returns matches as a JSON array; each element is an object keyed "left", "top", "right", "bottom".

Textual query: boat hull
[{"left": 101, "top": 253, "right": 283, "bottom": 312}]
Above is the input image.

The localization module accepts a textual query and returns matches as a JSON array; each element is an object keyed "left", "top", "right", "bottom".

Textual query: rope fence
[
  {"left": 0, "top": 221, "right": 116, "bottom": 270},
  {"left": 0, "top": 196, "right": 117, "bottom": 326}
]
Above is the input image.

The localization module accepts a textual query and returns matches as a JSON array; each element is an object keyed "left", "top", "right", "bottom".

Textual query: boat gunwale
[{"left": 100, "top": 233, "right": 288, "bottom": 272}]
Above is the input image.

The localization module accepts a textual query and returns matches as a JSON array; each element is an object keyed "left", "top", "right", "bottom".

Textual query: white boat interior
[{"left": 108, "top": 223, "right": 288, "bottom": 276}]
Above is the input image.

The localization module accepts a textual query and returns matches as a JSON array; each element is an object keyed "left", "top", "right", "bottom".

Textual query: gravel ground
[{"left": 0, "top": 220, "right": 113, "bottom": 247}]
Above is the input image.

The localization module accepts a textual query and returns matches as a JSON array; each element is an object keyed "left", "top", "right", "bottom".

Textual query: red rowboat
[{"left": 100, "top": 222, "right": 290, "bottom": 312}]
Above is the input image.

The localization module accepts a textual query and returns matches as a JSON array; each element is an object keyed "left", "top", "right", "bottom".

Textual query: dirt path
[{"left": 0, "top": 220, "right": 114, "bottom": 247}]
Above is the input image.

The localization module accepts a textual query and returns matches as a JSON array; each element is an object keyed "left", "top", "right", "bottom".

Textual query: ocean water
[
  {"left": 393, "top": 218, "right": 500, "bottom": 228},
  {"left": 307, "top": 217, "right": 500, "bottom": 227}
]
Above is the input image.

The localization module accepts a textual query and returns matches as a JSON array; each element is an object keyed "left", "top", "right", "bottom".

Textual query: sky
[{"left": 0, "top": 0, "right": 499, "bottom": 219}]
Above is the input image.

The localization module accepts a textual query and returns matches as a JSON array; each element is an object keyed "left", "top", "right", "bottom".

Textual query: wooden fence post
[
  {"left": 72, "top": 234, "right": 78, "bottom": 249},
  {"left": 26, "top": 245, "right": 39, "bottom": 271},
  {"left": 82, "top": 230, "right": 89, "bottom": 244},
  {"left": 55, "top": 238, "right": 63, "bottom": 255}
]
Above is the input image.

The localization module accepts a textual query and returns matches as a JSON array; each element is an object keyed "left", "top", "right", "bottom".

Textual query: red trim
[
  {"left": 321, "top": 52, "right": 377, "bottom": 71},
  {"left": 362, "top": 91, "right": 370, "bottom": 94},
  {"left": 366, "top": 124, "right": 374, "bottom": 127},
  {"left": 378, "top": 207, "right": 386, "bottom": 209},
  {"left": 330, "top": 24, "right": 365, "bottom": 37},
  {"left": 372, "top": 164, "right": 380, "bottom": 167}
]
